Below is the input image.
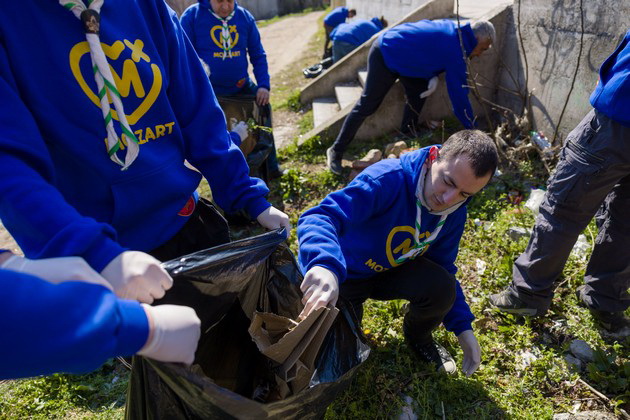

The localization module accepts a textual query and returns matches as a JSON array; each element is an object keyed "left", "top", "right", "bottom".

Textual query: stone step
[
  {"left": 334, "top": 84, "right": 363, "bottom": 110},
  {"left": 312, "top": 97, "right": 340, "bottom": 128},
  {"left": 358, "top": 69, "right": 368, "bottom": 87}
]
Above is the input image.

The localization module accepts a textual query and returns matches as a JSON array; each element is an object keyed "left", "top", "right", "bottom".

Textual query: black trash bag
[{"left": 125, "top": 229, "right": 370, "bottom": 420}]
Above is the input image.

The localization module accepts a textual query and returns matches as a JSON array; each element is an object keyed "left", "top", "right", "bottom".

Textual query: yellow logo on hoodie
[{"left": 69, "top": 39, "right": 162, "bottom": 126}]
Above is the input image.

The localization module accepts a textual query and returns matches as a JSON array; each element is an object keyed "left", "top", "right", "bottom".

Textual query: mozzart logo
[
  {"left": 70, "top": 39, "right": 162, "bottom": 126},
  {"left": 69, "top": 39, "right": 176, "bottom": 146},
  {"left": 364, "top": 226, "right": 432, "bottom": 273},
  {"left": 210, "top": 24, "right": 242, "bottom": 57}
]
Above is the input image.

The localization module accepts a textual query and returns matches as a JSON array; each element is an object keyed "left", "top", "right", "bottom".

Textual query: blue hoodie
[
  {"left": 378, "top": 20, "right": 478, "bottom": 129},
  {"left": 324, "top": 7, "right": 349, "bottom": 28},
  {"left": 0, "top": 0, "right": 270, "bottom": 272},
  {"left": 590, "top": 30, "right": 630, "bottom": 127},
  {"left": 331, "top": 18, "right": 384, "bottom": 47},
  {"left": 0, "top": 268, "right": 148, "bottom": 379},
  {"left": 180, "top": 1, "right": 270, "bottom": 95},
  {"left": 297, "top": 147, "right": 474, "bottom": 335}
]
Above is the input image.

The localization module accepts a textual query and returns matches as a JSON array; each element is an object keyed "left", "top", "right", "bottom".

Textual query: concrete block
[
  {"left": 358, "top": 69, "right": 368, "bottom": 87},
  {"left": 335, "top": 85, "right": 363, "bottom": 109},
  {"left": 312, "top": 97, "right": 340, "bottom": 128}
]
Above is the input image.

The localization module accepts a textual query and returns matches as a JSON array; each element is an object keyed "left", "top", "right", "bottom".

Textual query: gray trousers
[{"left": 511, "top": 109, "right": 630, "bottom": 313}]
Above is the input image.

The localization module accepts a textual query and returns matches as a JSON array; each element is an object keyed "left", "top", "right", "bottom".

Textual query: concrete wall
[
  {"left": 497, "top": 0, "right": 630, "bottom": 143},
  {"left": 165, "top": 0, "right": 323, "bottom": 19},
  {"left": 346, "top": 0, "right": 431, "bottom": 24}
]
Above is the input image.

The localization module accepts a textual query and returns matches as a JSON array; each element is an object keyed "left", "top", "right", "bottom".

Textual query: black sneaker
[
  {"left": 326, "top": 147, "right": 343, "bottom": 175},
  {"left": 576, "top": 286, "right": 630, "bottom": 333},
  {"left": 269, "top": 167, "right": 288, "bottom": 180},
  {"left": 489, "top": 288, "right": 538, "bottom": 316},
  {"left": 406, "top": 337, "right": 456, "bottom": 374}
]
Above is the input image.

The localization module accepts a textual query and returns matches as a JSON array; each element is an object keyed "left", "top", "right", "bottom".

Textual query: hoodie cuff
[
  {"left": 247, "top": 197, "right": 272, "bottom": 220},
  {"left": 112, "top": 299, "right": 150, "bottom": 357}
]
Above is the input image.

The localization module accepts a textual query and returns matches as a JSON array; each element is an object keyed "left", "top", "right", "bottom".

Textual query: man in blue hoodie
[
  {"left": 298, "top": 130, "right": 498, "bottom": 375},
  {"left": 0, "top": 0, "right": 289, "bottom": 304},
  {"left": 180, "top": 0, "right": 285, "bottom": 178},
  {"left": 331, "top": 17, "right": 388, "bottom": 63},
  {"left": 490, "top": 31, "right": 630, "bottom": 335},
  {"left": 326, "top": 19, "right": 495, "bottom": 175},
  {"left": 0, "top": 250, "right": 200, "bottom": 379},
  {"left": 323, "top": 6, "right": 357, "bottom": 58}
]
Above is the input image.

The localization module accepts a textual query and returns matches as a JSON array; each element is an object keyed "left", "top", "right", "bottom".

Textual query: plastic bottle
[{"left": 530, "top": 131, "right": 551, "bottom": 150}]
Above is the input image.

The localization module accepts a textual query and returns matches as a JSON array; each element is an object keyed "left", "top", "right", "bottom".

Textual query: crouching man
[{"left": 297, "top": 130, "right": 498, "bottom": 375}]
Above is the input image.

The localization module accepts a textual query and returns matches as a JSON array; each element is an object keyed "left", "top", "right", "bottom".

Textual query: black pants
[
  {"left": 340, "top": 256, "right": 456, "bottom": 345},
  {"left": 331, "top": 42, "right": 429, "bottom": 157},
  {"left": 511, "top": 110, "right": 630, "bottom": 313},
  {"left": 150, "top": 198, "right": 230, "bottom": 262}
]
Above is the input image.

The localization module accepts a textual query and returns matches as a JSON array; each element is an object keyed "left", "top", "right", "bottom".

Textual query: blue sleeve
[
  {"left": 445, "top": 57, "right": 475, "bottom": 129},
  {"left": 246, "top": 12, "right": 270, "bottom": 91},
  {"left": 424, "top": 209, "right": 474, "bottom": 334},
  {"left": 298, "top": 166, "right": 403, "bottom": 283},
  {"left": 179, "top": 7, "right": 197, "bottom": 48},
  {"left": 0, "top": 269, "right": 148, "bottom": 380},
  {"left": 229, "top": 130, "right": 242, "bottom": 147},
  {"left": 158, "top": 4, "right": 270, "bottom": 218},
  {"left": 0, "top": 43, "right": 127, "bottom": 272}
]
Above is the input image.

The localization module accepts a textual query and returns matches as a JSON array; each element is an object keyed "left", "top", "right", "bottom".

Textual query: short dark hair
[
  {"left": 439, "top": 130, "right": 498, "bottom": 178},
  {"left": 380, "top": 16, "right": 388, "bottom": 28},
  {"left": 348, "top": 9, "right": 357, "bottom": 16}
]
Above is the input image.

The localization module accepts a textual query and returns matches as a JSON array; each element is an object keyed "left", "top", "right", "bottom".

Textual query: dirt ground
[{"left": 0, "top": 11, "right": 322, "bottom": 251}]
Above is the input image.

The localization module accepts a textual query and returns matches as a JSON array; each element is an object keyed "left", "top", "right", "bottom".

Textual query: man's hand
[
  {"left": 457, "top": 329, "right": 481, "bottom": 376},
  {"left": 256, "top": 87, "right": 270, "bottom": 106},
  {"left": 101, "top": 251, "right": 173, "bottom": 304},
  {"left": 256, "top": 206, "right": 291, "bottom": 234},
  {"left": 138, "top": 304, "right": 201, "bottom": 366},
  {"left": 0, "top": 254, "right": 113, "bottom": 291},
  {"left": 420, "top": 76, "right": 439, "bottom": 99},
  {"left": 298, "top": 266, "right": 339, "bottom": 320}
]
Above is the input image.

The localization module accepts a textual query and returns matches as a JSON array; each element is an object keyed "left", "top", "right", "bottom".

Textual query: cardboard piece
[{"left": 248, "top": 306, "right": 340, "bottom": 396}]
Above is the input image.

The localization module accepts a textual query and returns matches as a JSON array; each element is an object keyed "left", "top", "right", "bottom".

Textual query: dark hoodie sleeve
[{"left": 245, "top": 10, "right": 270, "bottom": 90}]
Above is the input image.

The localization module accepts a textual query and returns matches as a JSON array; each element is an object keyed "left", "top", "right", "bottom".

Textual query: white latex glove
[
  {"left": 256, "top": 206, "right": 291, "bottom": 234},
  {"left": 298, "top": 266, "right": 339, "bottom": 320},
  {"left": 420, "top": 76, "right": 439, "bottom": 99},
  {"left": 138, "top": 304, "right": 201, "bottom": 366},
  {"left": 256, "top": 87, "right": 270, "bottom": 106},
  {"left": 231, "top": 120, "right": 249, "bottom": 143},
  {"left": 101, "top": 251, "right": 173, "bottom": 304},
  {"left": 457, "top": 329, "right": 481, "bottom": 376},
  {"left": 0, "top": 254, "right": 113, "bottom": 291}
]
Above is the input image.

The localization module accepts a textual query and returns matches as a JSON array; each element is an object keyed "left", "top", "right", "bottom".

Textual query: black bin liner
[{"left": 125, "top": 229, "right": 370, "bottom": 419}]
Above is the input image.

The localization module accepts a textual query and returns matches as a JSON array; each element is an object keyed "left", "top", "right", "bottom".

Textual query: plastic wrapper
[{"left": 125, "top": 229, "right": 370, "bottom": 419}]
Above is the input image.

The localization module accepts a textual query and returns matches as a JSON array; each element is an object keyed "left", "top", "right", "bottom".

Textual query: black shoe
[
  {"left": 269, "top": 167, "right": 288, "bottom": 180},
  {"left": 326, "top": 147, "right": 343, "bottom": 175},
  {"left": 576, "top": 286, "right": 630, "bottom": 333},
  {"left": 489, "top": 288, "right": 538, "bottom": 316},
  {"left": 406, "top": 336, "right": 456, "bottom": 374}
]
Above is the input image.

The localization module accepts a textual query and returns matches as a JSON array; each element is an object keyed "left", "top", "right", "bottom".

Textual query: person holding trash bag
[
  {"left": 180, "top": 0, "right": 286, "bottom": 179},
  {"left": 323, "top": 6, "right": 357, "bottom": 58},
  {"left": 0, "top": 0, "right": 290, "bottom": 304},
  {"left": 298, "top": 130, "right": 498, "bottom": 375},
  {"left": 326, "top": 19, "right": 495, "bottom": 175},
  {"left": 0, "top": 250, "right": 200, "bottom": 380},
  {"left": 330, "top": 17, "right": 388, "bottom": 63},
  {"left": 489, "top": 31, "right": 630, "bottom": 334}
]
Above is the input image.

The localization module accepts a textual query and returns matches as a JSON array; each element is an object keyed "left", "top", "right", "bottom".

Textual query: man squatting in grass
[
  {"left": 297, "top": 130, "right": 499, "bottom": 375},
  {"left": 180, "top": 0, "right": 285, "bottom": 178},
  {"left": 0, "top": 251, "right": 199, "bottom": 379},
  {"left": 326, "top": 18, "right": 495, "bottom": 175},
  {"left": 490, "top": 30, "right": 630, "bottom": 334},
  {"left": 0, "top": 0, "right": 290, "bottom": 371},
  {"left": 323, "top": 5, "right": 357, "bottom": 58}
]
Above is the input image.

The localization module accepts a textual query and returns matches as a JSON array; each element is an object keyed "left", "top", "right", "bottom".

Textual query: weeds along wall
[{"left": 496, "top": 0, "right": 630, "bottom": 145}]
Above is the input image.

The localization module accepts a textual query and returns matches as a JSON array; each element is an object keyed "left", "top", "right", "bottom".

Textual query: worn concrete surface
[{"left": 497, "top": 0, "right": 630, "bottom": 143}]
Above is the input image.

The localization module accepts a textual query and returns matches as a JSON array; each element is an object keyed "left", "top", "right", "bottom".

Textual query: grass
[{"left": 2, "top": 7, "right": 629, "bottom": 420}]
